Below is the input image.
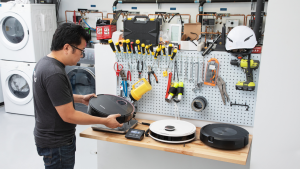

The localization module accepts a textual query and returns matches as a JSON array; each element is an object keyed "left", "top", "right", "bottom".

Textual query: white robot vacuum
[{"left": 149, "top": 120, "right": 196, "bottom": 144}]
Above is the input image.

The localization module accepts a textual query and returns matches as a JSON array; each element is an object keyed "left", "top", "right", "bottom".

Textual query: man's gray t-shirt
[{"left": 33, "top": 56, "right": 76, "bottom": 148}]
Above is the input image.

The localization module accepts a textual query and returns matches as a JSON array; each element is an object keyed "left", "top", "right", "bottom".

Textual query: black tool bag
[{"left": 124, "top": 16, "right": 159, "bottom": 46}]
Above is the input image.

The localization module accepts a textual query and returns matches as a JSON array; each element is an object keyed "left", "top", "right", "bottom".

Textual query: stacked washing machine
[
  {"left": 0, "top": 3, "right": 57, "bottom": 115},
  {"left": 65, "top": 48, "right": 96, "bottom": 113}
]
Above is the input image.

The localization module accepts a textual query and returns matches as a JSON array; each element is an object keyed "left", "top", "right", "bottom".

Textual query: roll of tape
[{"left": 191, "top": 96, "right": 207, "bottom": 112}]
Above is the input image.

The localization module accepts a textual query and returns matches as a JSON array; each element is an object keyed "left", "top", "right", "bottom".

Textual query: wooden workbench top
[{"left": 80, "top": 119, "right": 252, "bottom": 165}]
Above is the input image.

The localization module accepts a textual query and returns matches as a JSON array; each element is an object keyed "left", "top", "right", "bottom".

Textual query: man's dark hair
[{"left": 50, "top": 23, "right": 91, "bottom": 51}]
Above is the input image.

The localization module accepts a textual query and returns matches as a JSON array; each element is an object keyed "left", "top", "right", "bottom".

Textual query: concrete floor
[{"left": 0, "top": 106, "right": 97, "bottom": 169}]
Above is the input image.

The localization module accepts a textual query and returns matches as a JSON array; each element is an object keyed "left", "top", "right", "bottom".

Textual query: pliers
[
  {"left": 137, "top": 60, "right": 143, "bottom": 79},
  {"left": 127, "top": 62, "right": 131, "bottom": 81},
  {"left": 147, "top": 66, "right": 158, "bottom": 85},
  {"left": 217, "top": 76, "right": 230, "bottom": 105}
]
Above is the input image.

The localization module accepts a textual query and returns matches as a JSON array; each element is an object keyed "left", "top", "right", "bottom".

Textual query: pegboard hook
[{"left": 230, "top": 101, "right": 249, "bottom": 111}]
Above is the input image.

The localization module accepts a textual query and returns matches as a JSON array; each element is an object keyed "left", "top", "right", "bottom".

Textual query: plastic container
[{"left": 124, "top": 16, "right": 160, "bottom": 46}]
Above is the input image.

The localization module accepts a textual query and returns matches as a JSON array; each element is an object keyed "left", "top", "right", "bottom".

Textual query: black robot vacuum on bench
[
  {"left": 88, "top": 94, "right": 135, "bottom": 124},
  {"left": 200, "top": 124, "right": 249, "bottom": 150}
]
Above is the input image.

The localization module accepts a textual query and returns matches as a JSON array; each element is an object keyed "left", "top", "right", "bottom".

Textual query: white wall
[{"left": 250, "top": 0, "right": 300, "bottom": 168}]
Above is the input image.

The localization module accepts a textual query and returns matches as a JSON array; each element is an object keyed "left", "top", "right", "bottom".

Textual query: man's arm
[
  {"left": 73, "top": 94, "right": 84, "bottom": 104},
  {"left": 55, "top": 102, "right": 123, "bottom": 128},
  {"left": 73, "top": 94, "right": 97, "bottom": 105}
]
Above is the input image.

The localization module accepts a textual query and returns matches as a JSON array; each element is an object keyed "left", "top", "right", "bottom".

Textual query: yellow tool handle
[
  {"left": 170, "top": 49, "right": 177, "bottom": 60},
  {"left": 126, "top": 39, "right": 131, "bottom": 53},
  {"left": 162, "top": 46, "right": 166, "bottom": 56},
  {"left": 108, "top": 39, "right": 116, "bottom": 53},
  {"left": 136, "top": 40, "right": 141, "bottom": 54},
  {"left": 115, "top": 42, "right": 121, "bottom": 53},
  {"left": 123, "top": 40, "right": 127, "bottom": 53}
]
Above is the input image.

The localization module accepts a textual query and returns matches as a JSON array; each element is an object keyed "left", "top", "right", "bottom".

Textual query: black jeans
[{"left": 36, "top": 136, "right": 76, "bottom": 169}]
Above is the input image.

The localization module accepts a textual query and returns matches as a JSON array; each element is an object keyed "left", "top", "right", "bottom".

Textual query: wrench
[
  {"left": 189, "top": 60, "right": 194, "bottom": 83},
  {"left": 192, "top": 62, "right": 200, "bottom": 93},
  {"left": 184, "top": 61, "right": 188, "bottom": 81}
]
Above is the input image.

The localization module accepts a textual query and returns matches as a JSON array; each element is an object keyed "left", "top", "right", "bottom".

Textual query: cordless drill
[{"left": 230, "top": 54, "right": 260, "bottom": 91}]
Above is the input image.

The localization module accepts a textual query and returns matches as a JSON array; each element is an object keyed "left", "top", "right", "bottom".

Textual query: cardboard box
[
  {"left": 180, "top": 23, "right": 202, "bottom": 50},
  {"left": 183, "top": 23, "right": 202, "bottom": 39}
]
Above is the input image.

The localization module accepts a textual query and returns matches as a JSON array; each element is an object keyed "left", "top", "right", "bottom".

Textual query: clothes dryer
[
  {"left": 0, "top": 67, "right": 4, "bottom": 106},
  {"left": 0, "top": 3, "right": 56, "bottom": 62},
  {"left": 65, "top": 65, "right": 95, "bottom": 113},
  {"left": 0, "top": 60, "right": 35, "bottom": 115}
]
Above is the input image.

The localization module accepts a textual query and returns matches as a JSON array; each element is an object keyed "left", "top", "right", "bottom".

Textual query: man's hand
[
  {"left": 104, "top": 114, "right": 123, "bottom": 128},
  {"left": 81, "top": 93, "right": 97, "bottom": 106}
]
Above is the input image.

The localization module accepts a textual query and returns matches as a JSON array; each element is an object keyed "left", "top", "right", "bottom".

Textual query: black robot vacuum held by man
[{"left": 88, "top": 78, "right": 152, "bottom": 133}]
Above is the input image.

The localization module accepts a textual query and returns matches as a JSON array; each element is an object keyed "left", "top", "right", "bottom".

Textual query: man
[{"left": 33, "top": 23, "right": 122, "bottom": 169}]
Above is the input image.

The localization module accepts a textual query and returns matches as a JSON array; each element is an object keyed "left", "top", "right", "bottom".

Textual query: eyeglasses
[{"left": 70, "top": 44, "right": 85, "bottom": 58}]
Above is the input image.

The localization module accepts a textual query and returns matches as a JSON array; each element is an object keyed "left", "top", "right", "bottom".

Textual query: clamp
[
  {"left": 217, "top": 76, "right": 230, "bottom": 105},
  {"left": 137, "top": 60, "right": 143, "bottom": 79},
  {"left": 147, "top": 66, "right": 158, "bottom": 85}
]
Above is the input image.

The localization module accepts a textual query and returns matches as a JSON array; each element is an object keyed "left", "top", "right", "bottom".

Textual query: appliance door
[
  {"left": 0, "top": 12, "right": 29, "bottom": 50},
  {"left": 4, "top": 70, "right": 32, "bottom": 105},
  {"left": 66, "top": 67, "right": 95, "bottom": 113}
]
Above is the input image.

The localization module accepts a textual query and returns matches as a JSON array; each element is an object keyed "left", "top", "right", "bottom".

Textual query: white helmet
[{"left": 225, "top": 26, "right": 257, "bottom": 51}]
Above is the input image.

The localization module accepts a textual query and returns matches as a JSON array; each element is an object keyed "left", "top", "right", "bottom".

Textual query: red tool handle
[
  {"left": 165, "top": 72, "right": 172, "bottom": 99},
  {"left": 127, "top": 71, "right": 132, "bottom": 81},
  {"left": 114, "top": 62, "right": 123, "bottom": 76}
]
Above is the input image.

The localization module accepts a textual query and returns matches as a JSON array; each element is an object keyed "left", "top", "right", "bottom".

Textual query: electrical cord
[
  {"left": 133, "top": 117, "right": 151, "bottom": 126},
  {"left": 168, "top": 13, "right": 183, "bottom": 24},
  {"left": 133, "top": 117, "right": 151, "bottom": 137},
  {"left": 82, "top": 19, "right": 96, "bottom": 31},
  {"left": 190, "top": 32, "right": 198, "bottom": 40},
  {"left": 156, "top": 14, "right": 165, "bottom": 23}
]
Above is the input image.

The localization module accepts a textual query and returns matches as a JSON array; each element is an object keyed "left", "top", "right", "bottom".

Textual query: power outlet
[{"left": 226, "top": 19, "right": 239, "bottom": 32}]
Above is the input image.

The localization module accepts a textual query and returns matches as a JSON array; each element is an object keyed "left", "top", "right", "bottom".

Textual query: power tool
[{"left": 230, "top": 54, "right": 260, "bottom": 91}]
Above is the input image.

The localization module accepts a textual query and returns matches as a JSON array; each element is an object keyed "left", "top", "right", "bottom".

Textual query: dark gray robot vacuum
[
  {"left": 200, "top": 124, "right": 249, "bottom": 150},
  {"left": 88, "top": 94, "right": 135, "bottom": 124}
]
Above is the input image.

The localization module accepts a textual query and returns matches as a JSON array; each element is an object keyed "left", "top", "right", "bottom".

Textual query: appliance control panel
[{"left": 125, "top": 128, "right": 145, "bottom": 141}]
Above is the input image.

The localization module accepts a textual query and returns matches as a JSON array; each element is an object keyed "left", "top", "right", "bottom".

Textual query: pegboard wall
[{"left": 115, "top": 51, "right": 261, "bottom": 127}]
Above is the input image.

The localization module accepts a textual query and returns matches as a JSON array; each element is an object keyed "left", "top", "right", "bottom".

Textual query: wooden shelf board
[{"left": 80, "top": 119, "right": 252, "bottom": 165}]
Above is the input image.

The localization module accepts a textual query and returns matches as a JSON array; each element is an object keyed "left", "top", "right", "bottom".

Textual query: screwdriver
[
  {"left": 167, "top": 44, "right": 173, "bottom": 67},
  {"left": 167, "top": 48, "right": 177, "bottom": 69},
  {"left": 108, "top": 39, "right": 117, "bottom": 60},
  {"left": 149, "top": 44, "right": 154, "bottom": 61},
  {"left": 109, "top": 39, "right": 121, "bottom": 62},
  {"left": 123, "top": 40, "right": 127, "bottom": 61},
  {"left": 141, "top": 43, "right": 146, "bottom": 62},
  {"left": 158, "top": 43, "right": 162, "bottom": 64},
  {"left": 109, "top": 39, "right": 116, "bottom": 53},
  {"left": 131, "top": 42, "right": 137, "bottom": 61},
  {"left": 115, "top": 42, "right": 121, "bottom": 61},
  {"left": 136, "top": 40, "right": 141, "bottom": 61},
  {"left": 162, "top": 45, "right": 166, "bottom": 63},
  {"left": 154, "top": 47, "right": 161, "bottom": 68},
  {"left": 146, "top": 45, "right": 150, "bottom": 55},
  {"left": 168, "top": 44, "right": 173, "bottom": 58},
  {"left": 126, "top": 39, "right": 132, "bottom": 63},
  {"left": 170, "top": 48, "right": 177, "bottom": 60},
  {"left": 158, "top": 43, "right": 162, "bottom": 55}
]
